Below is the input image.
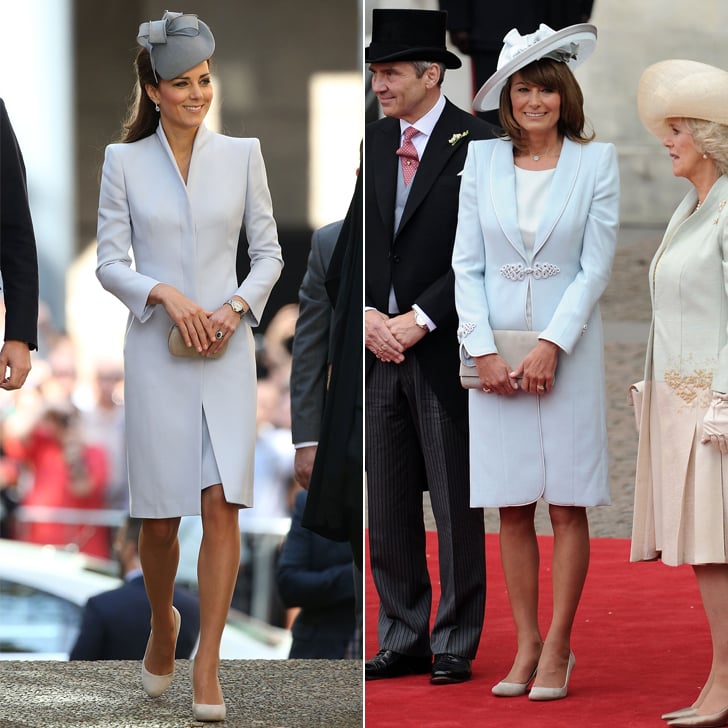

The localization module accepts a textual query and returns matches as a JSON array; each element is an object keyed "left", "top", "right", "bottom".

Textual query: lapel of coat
[
  {"left": 154, "top": 122, "right": 210, "bottom": 195},
  {"left": 395, "top": 100, "right": 465, "bottom": 237},
  {"left": 371, "top": 118, "right": 399, "bottom": 242},
  {"left": 532, "top": 137, "right": 581, "bottom": 257},
  {"left": 490, "top": 139, "right": 526, "bottom": 259}
]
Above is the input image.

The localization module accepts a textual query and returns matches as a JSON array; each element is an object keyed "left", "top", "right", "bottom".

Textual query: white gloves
[{"left": 701, "top": 392, "right": 728, "bottom": 455}]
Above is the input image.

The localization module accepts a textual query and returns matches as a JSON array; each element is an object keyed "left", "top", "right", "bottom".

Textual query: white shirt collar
[{"left": 399, "top": 93, "right": 446, "bottom": 140}]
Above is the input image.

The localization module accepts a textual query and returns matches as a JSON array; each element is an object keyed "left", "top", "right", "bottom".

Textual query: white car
[{"left": 0, "top": 538, "right": 291, "bottom": 660}]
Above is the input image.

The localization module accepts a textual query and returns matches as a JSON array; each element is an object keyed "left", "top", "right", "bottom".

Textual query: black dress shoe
[
  {"left": 365, "top": 650, "right": 432, "bottom": 680},
  {"left": 430, "top": 653, "right": 472, "bottom": 684}
]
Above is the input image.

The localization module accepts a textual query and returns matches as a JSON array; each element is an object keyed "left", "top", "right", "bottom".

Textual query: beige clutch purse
[
  {"left": 168, "top": 325, "right": 227, "bottom": 359},
  {"left": 459, "top": 329, "right": 541, "bottom": 389}
]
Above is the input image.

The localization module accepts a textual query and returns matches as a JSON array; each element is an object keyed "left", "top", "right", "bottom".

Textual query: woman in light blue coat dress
[
  {"left": 631, "top": 60, "right": 728, "bottom": 727},
  {"left": 452, "top": 24, "right": 618, "bottom": 701},
  {"left": 96, "top": 12, "right": 282, "bottom": 722}
]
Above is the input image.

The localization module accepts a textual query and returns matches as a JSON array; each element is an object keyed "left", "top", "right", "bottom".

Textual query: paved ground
[
  {"left": 0, "top": 659, "right": 362, "bottom": 728},
  {"left": 423, "top": 225, "right": 661, "bottom": 538}
]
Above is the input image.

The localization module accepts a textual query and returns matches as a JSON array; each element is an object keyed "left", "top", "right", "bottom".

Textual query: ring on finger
[
  {"left": 215, "top": 330, "right": 224, "bottom": 340},
  {"left": 536, "top": 384, "right": 545, "bottom": 391},
  {"left": 482, "top": 387, "right": 492, "bottom": 393}
]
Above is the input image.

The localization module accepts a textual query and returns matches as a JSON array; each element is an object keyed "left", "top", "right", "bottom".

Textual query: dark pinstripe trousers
[{"left": 366, "top": 354, "right": 485, "bottom": 659}]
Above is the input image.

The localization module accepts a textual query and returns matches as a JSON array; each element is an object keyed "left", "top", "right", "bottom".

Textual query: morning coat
[
  {"left": 365, "top": 99, "right": 496, "bottom": 426},
  {"left": 453, "top": 136, "right": 619, "bottom": 507},
  {"left": 97, "top": 123, "right": 283, "bottom": 518}
]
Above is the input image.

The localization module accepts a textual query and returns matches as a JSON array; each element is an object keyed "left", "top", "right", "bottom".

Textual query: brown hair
[
  {"left": 498, "top": 58, "right": 594, "bottom": 154},
  {"left": 119, "top": 49, "right": 159, "bottom": 143}
]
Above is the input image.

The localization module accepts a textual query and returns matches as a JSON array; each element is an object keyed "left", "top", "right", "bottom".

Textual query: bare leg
[
  {"left": 139, "top": 517, "right": 181, "bottom": 675},
  {"left": 193, "top": 484, "right": 241, "bottom": 706},
  {"left": 691, "top": 564, "right": 728, "bottom": 715},
  {"left": 532, "top": 505, "right": 589, "bottom": 689},
  {"left": 498, "top": 503, "right": 543, "bottom": 683}
]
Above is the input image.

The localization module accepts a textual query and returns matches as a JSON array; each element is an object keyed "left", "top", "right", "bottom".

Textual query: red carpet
[{"left": 365, "top": 532, "right": 709, "bottom": 727}]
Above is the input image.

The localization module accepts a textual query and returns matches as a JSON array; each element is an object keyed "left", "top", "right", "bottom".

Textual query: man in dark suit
[
  {"left": 276, "top": 489, "right": 356, "bottom": 659},
  {"left": 290, "top": 219, "right": 344, "bottom": 492},
  {"left": 0, "top": 99, "right": 39, "bottom": 386},
  {"left": 290, "top": 195, "right": 363, "bottom": 658},
  {"left": 364, "top": 9, "right": 495, "bottom": 684},
  {"left": 69, "top": 517, "right": 200, "bottom": 660}
]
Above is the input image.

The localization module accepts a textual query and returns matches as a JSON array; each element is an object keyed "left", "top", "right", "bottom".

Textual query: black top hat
[{"left": 365, "top": 9, "right": 461, "bottom": 69}]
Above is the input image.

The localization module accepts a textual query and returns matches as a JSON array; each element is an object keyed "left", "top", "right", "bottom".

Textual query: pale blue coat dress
[
  {"left": 96, "top": 123, "right": 283, "bottom": 518},
  {"left": 452, "top": 137, "right": 619, "bottom": 508}
]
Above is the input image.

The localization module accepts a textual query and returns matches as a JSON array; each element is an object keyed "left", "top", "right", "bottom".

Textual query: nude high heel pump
[
  {"left": 141, "top": 606, "right": 181, "bottom": 698},
  {"left": 662, "top": 708, "right": 698, "bottom": 721},
  {"left": 191, "top": 659, "right": 226, "bottom": 722},
  {"left": 192, "top": 701, "right": 227, "bottom": 722},
  {"left": 528, "top": 652, "right": 575, "bottom": 701},
  {"left": 667, "top": 706, "right": 728, "bottom": 727},
  {"left": 491, "top": 665, "right": 538, "bottom": 697}
]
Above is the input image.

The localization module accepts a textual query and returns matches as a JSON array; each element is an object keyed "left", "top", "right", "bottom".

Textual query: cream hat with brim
[
  {"left": 473, "top": 23, "right": 597, "bottom": 112},
  {"left": 638, "top": 59, "right": 728, "bottom": 139}
]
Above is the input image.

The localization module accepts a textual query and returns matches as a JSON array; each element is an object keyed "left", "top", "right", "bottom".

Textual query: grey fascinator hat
[{"left": 137, "top": 10, "right": 215, "bottom": 81}]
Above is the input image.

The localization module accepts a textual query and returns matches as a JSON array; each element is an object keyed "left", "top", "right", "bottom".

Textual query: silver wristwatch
[
  {"left": 226, "top": 298, "right": 245, "bottom": 317},
  {"left": 414, "top": 311, "right": 429, "bottom": 331}
]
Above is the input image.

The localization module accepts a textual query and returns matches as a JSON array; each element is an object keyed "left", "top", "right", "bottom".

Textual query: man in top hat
[{"left": 364, "top": 8, "right": 496, "bottom": 683}]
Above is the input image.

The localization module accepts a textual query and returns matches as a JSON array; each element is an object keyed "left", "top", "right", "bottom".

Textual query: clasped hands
[
  {"left": 475, "top": 340, "right": 558, "bottom": 396},
  {"left": 150, "top": 283, "right": 242, "bottom": 357},
  {"left": 365, "top": 309, "right": 426, "bottom": 363},
  {"left": 702, "top": 392, "right": 728, "bottom": 454}
]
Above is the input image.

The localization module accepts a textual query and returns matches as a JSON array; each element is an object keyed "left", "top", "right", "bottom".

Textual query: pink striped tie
[{"left": 396, "top": 126, "right": 420, "bottom": 186}]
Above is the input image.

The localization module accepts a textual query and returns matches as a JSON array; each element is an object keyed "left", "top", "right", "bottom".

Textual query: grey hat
[{"left": 137, "top": 10, "right": 215, "bottom": 81}]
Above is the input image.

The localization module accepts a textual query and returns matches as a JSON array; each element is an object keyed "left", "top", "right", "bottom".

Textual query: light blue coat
[
  {"left": 96, "top": 124, "right": 283, "bottom": 517},
  {"left": 452, "top": 137, "right": 619, "bottom": 507}
]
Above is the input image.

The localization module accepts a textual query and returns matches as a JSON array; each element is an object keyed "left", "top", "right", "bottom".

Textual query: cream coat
[
  {"left": 97, "top": 124, "right": 283, "bottom": 518},
  {"left": 631, "top": 175, "right": 728, "bottom": 565},
  {"left": 453, "top": 137, "right": 619, "bottom": 507}
]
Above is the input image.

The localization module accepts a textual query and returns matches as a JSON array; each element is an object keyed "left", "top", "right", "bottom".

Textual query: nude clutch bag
[
  {"left": 168, "top": 325, "right": 227, "bottom": 359},
  {"left": 459, "top": 329, "right": 541, "bottom": 389}
]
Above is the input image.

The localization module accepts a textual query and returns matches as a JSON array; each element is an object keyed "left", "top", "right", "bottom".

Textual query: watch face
[{"left": 228, "top": 299, "right": 243, "bottom": 313}]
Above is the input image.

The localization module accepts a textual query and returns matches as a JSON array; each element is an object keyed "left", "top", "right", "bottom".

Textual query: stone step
[{"left": 0, "top": 659, "right": 362, "bottom": 728}]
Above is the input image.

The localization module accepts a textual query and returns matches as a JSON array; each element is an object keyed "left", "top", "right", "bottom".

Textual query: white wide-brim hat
[
  {"left": 638, "top": 59, "right": 728, "bottom": 139},
  {"left": 473, "top": 23, "right": 597, "bottom": 112}
]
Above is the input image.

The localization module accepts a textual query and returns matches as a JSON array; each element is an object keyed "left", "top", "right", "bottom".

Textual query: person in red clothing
[{"left": 7, "top": 403, "right": 110, "bottom": 559}]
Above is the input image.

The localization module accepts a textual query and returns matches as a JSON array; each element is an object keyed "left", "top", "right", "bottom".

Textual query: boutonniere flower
[{"left": 448, "top": 130, "right": 469, "bottom": 146}]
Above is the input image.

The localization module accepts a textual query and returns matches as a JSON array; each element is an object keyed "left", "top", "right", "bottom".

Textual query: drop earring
[{"left": 155, "top": 103, "right": 160, "bottom": 112}]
